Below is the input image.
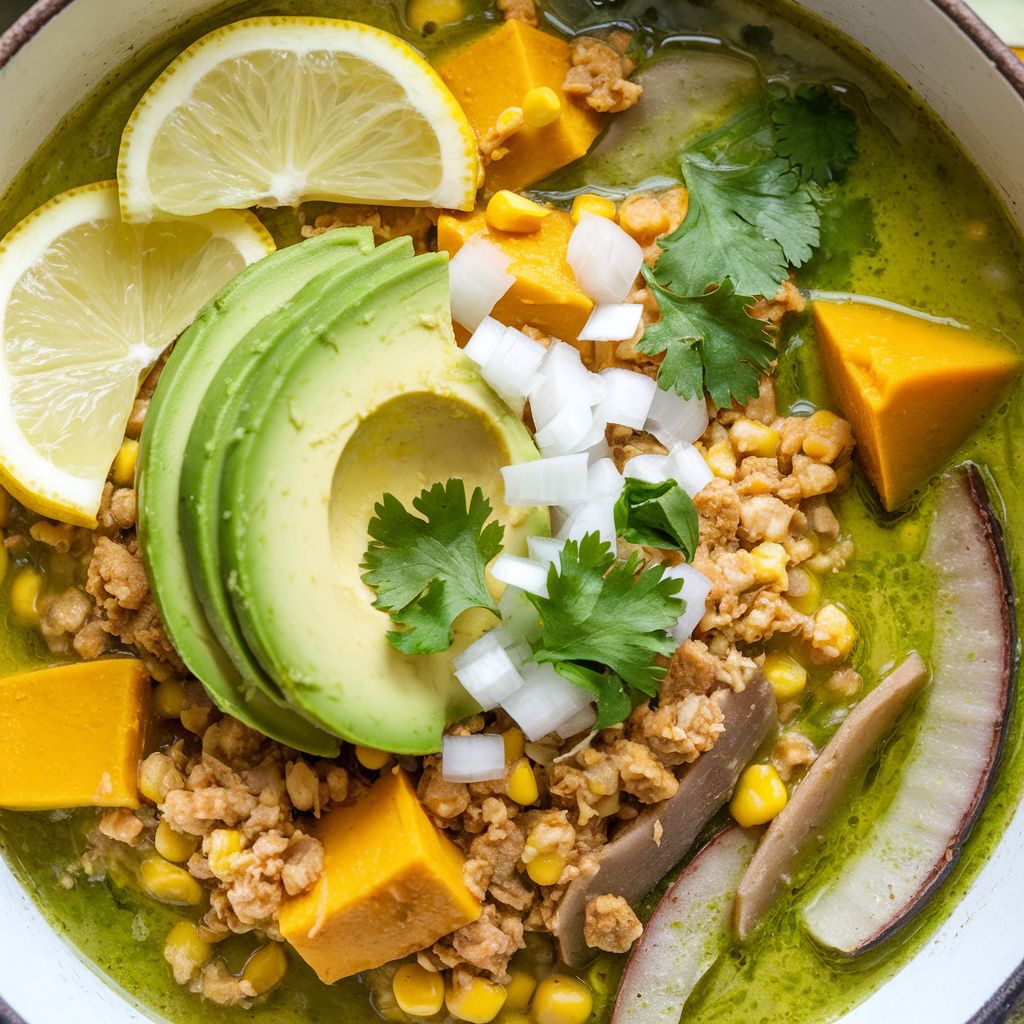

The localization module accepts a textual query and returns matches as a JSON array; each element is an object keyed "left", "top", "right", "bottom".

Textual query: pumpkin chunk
[
  {"left": 437, "top": 19, "right": 603, "bottom": 193},
  {"left": 814, "top": 300, "right": 1020, "bottom": 509},
  {"left": 279, "top": 769, "right": 481, "bottom": 983},
  {"left": 439, "top": 208, "right": 594, "bottom": 345},
  {"left": 0, "top": 660, "right": 148, "bottom": 810}
]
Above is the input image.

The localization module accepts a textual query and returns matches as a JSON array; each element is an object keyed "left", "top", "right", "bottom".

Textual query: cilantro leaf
[
  {"left": 554, "top": 663, "right": 633, "bottom": 730},
  {"left": 361, "top": 479, "right": 504, "bottom": 655},
  {"left": 527, "top": 533, "right": 683, "bottom": 696},
  {"left": 771, "top": 86, "right": 859, "bottom": 186},
  {"left": 638, "top": 271, "right": 776, "bottom": 407},
  {"left": 614, "top": 477, "right": 700, "bottom": 557}
]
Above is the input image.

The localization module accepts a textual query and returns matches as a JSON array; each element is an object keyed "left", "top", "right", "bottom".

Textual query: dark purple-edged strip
[{"left": 0, "top": 0, "right": 1021, "bottom": 1022}]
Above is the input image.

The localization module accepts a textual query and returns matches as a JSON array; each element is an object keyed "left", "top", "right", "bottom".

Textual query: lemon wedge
[
  {"left": 0, "top": 180, "right": 274, "bottom": 527},
  {"left": 118, "top": 17, "right": 481, "bottom": 221}
]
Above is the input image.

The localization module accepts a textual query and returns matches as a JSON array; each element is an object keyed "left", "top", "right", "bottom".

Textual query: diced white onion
[
  {"left": 502, "top": 663, "right": 595, "bottom": 741},
  {"left": 588, "top": 458, "right": 625, "bottom": 501},
  {"left": 492, "top": 555, "right": 550, "bottom": 598},
  {"left": 528, "top": 536, "right": 566, "bottom": 565},
  {"left": 578, "top": 303, "right": 644, "bottom": 342},
  {"left": 505, "top": 641, "right": 534, "bottom": 671},
  {"left": 529, "top": 343, "right": 593, "bottom": 431},
  {"left": 453, "top": 632, "right": 525, "bottom": 710},
  {"left": 481, "top": 327, "right": 547, "bottom": 404},
  {"left": 663, "top": 563, "right": 713, "bottom": 643},
  {"left": 464, "top": 316, "right": 508, "bottom": 366},
  {"left": 646, "top": 385, "right": 710, "bottom": 449},
  {"left": 557, "top": 500, "right": 617, "bottom": 548},
  {"left": 535, "top": 402, "right": 596, "bottom": 457},
  {"left": 502, "top": 454, "right": 590, "bottom": 506},
  {"left": 497, "top": 586, "right": 542, "bottom": 644},
  {"left": 667, "top": 444, "right": 714, "bottom": 498},
  {"left": 448, "top": 237, "right": 515, "bottom": 331},
  {"left": 623, "top": 453, "right": 670, "bottom": 484},
  {"left": 442, "top": 734, "right": 507, "bottom": 783},
  {"left": 567, "top": 214, "right": 645, "bottom": 305},
  {"left": 597, "top": 368, "right": 657, "bottom": 430},
  {"left": 556, "top": 703, "right": 598, "bottom": 739}
]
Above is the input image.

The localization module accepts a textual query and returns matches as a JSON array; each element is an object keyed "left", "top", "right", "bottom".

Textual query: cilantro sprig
[
  {"left": 527, "top": 534, "right": 684, "bottom": 725},
  {"left": 614, "top": 477, "right": 699, "bottom": 557},
  {"left": 361, "top": 479, "right": 504, "bottom": 655},
  {"left": 645, "top": 84, "right": 859, "bottom": 405}
]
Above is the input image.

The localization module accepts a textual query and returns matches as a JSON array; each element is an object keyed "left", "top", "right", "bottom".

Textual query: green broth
[{"left": 1, "top": 1, "right": 1023, "bottom": 1023}]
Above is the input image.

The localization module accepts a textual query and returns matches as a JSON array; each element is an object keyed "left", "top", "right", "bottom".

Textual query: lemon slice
[
  {"left": 118, "top": 17, "right": 481, "bottom": 221},
  {"left": 0, "top": 180, "right": 274, "bottom": 527}
]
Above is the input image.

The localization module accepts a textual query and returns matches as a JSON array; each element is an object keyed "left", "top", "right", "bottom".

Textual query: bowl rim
[{"left": 0, "top": 1, "right": 1022, "bottom": 1023}]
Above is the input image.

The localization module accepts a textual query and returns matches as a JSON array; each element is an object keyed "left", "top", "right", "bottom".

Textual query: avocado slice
[
  {"left": 219, "top": 252, "right": 548, "bottom": 754},
  {"left": 139, "top": 230, "right": 374, "bottom": 756},
  {"left": 178, "top": 236, "right": 413, "bottom": 722}
]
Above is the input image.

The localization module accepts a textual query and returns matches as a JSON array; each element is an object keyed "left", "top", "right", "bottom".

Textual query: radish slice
[
  {"left": 528, "top": 536, "right": 566, "bottom": 566},
  {"left": 663, "top": 563, "right": 713, "bottom": 642},
  {"left": 588, "top": 458, "right": 625, "bottom": 502},
  {"left": 612, "top": 827, "right": 758, "bottom": 1024},
  {"left": 623, "top": 453, "right": 669, "bottom": 484},
  {"left": 502, "top": 454, "right": 591, "bottom": 506},
  {"left": 502, "top": 663, "right": 595, "bottom": 741},
  {"left": 578, "top": 303, "right": 644, "bottom": 342},
  {"left": 464, "top": 316, "right": 508, "bottom": 366},
  {"left": 567, "top": 214, "right": 645, "bottom": 305},
  {"left": 801, "top": 465, "right": 1015, "bottom": 955},
  {"left": 646, "top": 386, "right": 709, "bottom": 449},
  {"left": 666, "top": 444, "right": 714, "bottom": 497},
  {"left": 449, "top": 237, "right": 515, "bottom": 330},
  {"left": 498, "top": 586, "right": 542, "bottom": 644},
  {"left": 442, "top": 734, "right": 507, "bottom": 783},
  {"left": 556, "top": 703, "right": 598, "bottom": 739},
  {"left": 597, "top": 369, "right": 657, "bottom": 430},
  {"left": 492, "top": 555, "right": 550, "bottom": 599},
  {"left": 481, "top": 327, "right": 547, "bottom": 403},
  {"left": 557, "top": 500, "right": 617, "bottom": 548},
  {"left": 453, "top": 631, "right": 527, "bottom": 711}
]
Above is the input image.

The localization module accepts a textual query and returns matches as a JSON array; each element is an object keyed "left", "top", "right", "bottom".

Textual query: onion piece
[
  {"left": 453, "top": 632, "right": 526, "bottom": 710},
  {"left": 623, "top": 453, "right": 669, "bottom": 484},
  {"left": 567, "top": 214, "right": 645, "bottom": 304},
  {"left": 646, "top": 385, "right": 709, "bottom": 449},
  {"left": 463, "top": 316, "right": 508, "bottom": 367},
  {"left": 557, "top": 500, "right": 617, "bottom": 548},
  {"left": 502, "top": 663, "right": 595, "bottom": 741},
  {"left": 588, "top": 458, "right": 625, "bottom": 501},
  {"left": 535, "top": 402, "right": 596, "bottom": 457},
  {"left": 442, "top": 734, "right": 507, "bottom": 783},
  {"left": 556, "top": 703, "right": 598, "bottom": 739},
  {"left": 448, "top": 237, "right": 515, "bottom": 330},
  {"left": 578, "top": 303, "right": 644, "bottom": 342},
  {"left": 502, "top": 454, "right": 591, "bottom": 506},
  {"left": 530, "top": 343, "right": 594, "bottom": 432},
  {"left": 492, "top": 555, "right": 550, "bottom": 598},
  {"left": 597, "top": 368, "right": 657, "bottom": 430},
  {"left": 528, "top": 536, "right": 566, "bottom": 566},
  {"left": 663, "top": 563, "right": 713, "bottom": 642},
  {"left": 666, "top": 444, "right": 714, "bottom": 497},
  {"left": 481, "top": 326, "right": 547, "bottom": 404}
]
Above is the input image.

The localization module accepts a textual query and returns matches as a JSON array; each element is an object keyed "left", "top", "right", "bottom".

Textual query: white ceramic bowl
[{"left": 0, "top": 1, "right": 1023, "bottom": 1022}]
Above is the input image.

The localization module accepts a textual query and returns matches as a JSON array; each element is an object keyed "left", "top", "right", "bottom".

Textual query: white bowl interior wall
[{"left": 0, "top": 0, "right": 1022, "bottom": 1022}]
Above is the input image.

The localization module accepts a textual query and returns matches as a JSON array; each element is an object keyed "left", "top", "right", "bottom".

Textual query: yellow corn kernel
[
  {"left": 0, "top": 488, "right": 10, "bottom": 529},
  {"left": 155, "top": 821, "right": 201, "bottom": 864},
  {"left": 111, "top": 439, "right": 139, "bottom": 487},
  {"left": 497, "top": 1014, "right": 533, "bottom": 1024},
  {"left": 503, "top": 727, "right": 526, "bottom": 763},
  {"left": 243, "top": 942, "right": 288, "bottom": 995},
  {"left": 139, "top": 752, "right": 185, "bottom": 804},
  {"left": 446, "top": 976, "right": 508, "bottom": 1024},
  {"left": 406, "top": 0, "right": 465, "bottom": 33},
  {"left": 750, "top": 542, "right": 789, "bottom": 590},
  {"left": 571, "top": 194, "right": 617, "bottom": 224},
  {"left": 393, "top": 963, "right": 446, "bottom": 1017},
  {"left": 208, "top": 828, "right": 243, "bottom": 879},
  {"left": 486, "top": 191, "right": 551, "bottom": 234},
  {"left": 526, "top": 851, "right": 566, "bottom": 887},
  {"left": 10, "top": 568, "right": 42, "bottom": 625},
  {"left": 504, "top": 969, "right": 537, "bottom": 1012},
  {"left": 355, "top": 745, "right": 391, "bottom": 771},
  {"left": 811, "top": 603, "right": 857, "bottom": 661},
  {"left": 730, "top": 764, "right": 789, "bottom": 828},
  {"left": 507, "top": 758, "right": 539, "bottom": 806},
  {"left": 140, "top": 856, "right": 205, "bottom": 906},
  {"left": 786, "top": 566, "right": 822, "bottom": 616},
  {"left": 705, "top": 442, "right": 737, "bottom": 481},
  {"left": 522, "top": 86, "right": 562, "bottom": 128},
  {"left": 763, "top": 653, "right": 808, "bottom": 702},
  {"left": 179, "top": 703, "right": 211, "bottom": 735},
  {"left": 802, "top": 410, "right": 846, "bottom": 462},
  {"left": 164, "top": 920, "right": 212, "bottom": 971},
  {"left": 532, "top": 974, "right": 594, "bottom": 1024},
  {"left": 730, "top": 418, "right": 781, "bottom": 458},
  {"left": 153, "top": 678, "right": 186, "bottom": 719}
]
